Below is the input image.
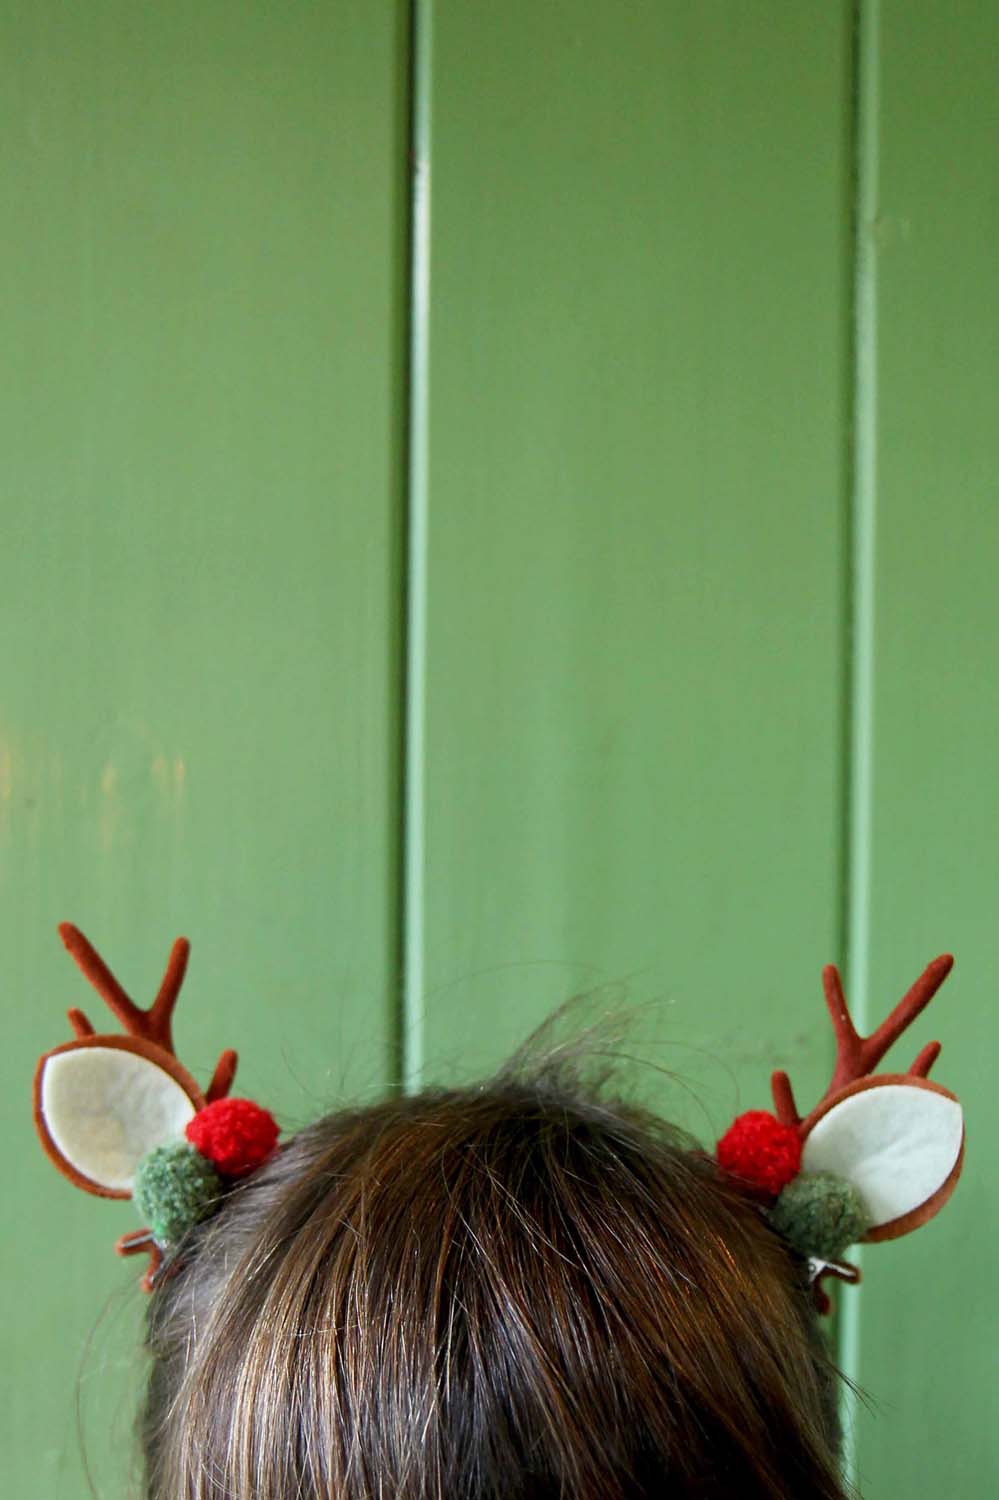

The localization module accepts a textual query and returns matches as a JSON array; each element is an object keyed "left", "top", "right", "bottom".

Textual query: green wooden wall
[
  {"left": 3, "top": 3, "right": 409, "bottom": 1494},
  {"left": 4, "top": 3, "right": 995, "bottom": 1495}
]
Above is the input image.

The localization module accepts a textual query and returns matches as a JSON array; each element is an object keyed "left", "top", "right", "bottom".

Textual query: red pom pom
[
  {"left": 716, "top": 1110, "right": 802, "bottom": 1199},
  {"left": 186, "top": 1097, "right": 279, "bottom": 1177}
]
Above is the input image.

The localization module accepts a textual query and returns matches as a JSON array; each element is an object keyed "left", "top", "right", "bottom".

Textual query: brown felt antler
[
  {"left": 771, "top": 954, "right": 955, "bottom": 1134},
  {"left": 59, "top": 921, "right": 190, "bottom": 1053},
  {"left": 58, "top": 921, "right": 237, "bottom": 1101}
]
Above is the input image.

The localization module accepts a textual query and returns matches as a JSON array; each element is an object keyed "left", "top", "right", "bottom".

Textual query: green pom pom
[
  {"left": 769, "top": 1172, "right": 871, "bottom": 1261},
  {"left": 133, "top": 1140, "right": 222, "bottom": 1244}
]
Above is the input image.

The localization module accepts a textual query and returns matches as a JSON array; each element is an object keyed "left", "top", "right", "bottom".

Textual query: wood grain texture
[{"left": 0, "top": 4, "right": 408, "bottom": 1495}]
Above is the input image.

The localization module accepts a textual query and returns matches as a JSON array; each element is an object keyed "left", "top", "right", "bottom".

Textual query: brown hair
[{"left": 141, "top": 1053, "right": 849, "bottom": 1498}]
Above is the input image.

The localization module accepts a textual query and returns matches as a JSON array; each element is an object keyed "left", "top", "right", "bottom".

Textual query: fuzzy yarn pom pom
[
  {"left": 769, "top": 1171, "right": 871, "bottom": 1261},
  {"left": 133, "top": 1140, "right": 222, "bottom": 1244},
  {"left": 716, "top": 1110, "right": 802, "bottom": 1198},
  {"left": 186, "top": 1096, "right": 279, "bottom": 1177}
]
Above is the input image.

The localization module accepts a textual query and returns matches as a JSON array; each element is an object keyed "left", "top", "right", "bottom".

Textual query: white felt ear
[
  {"left": 40, "top": 1047, "right": 197, "bottom": 1193},
  {"left": 801, "top": 1083, "right": 963, "bottom": 1231}
]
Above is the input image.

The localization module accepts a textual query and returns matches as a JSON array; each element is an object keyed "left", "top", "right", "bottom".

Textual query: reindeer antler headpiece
[
  {"left": 716, "top": 955, "right": 965, "bottom": 1310},
  {"left": 33, "top": 924, "right": 279, "bottom": 1289},
  {"left": 35, "top": 929, "right": 963, "bottom": 1305}
]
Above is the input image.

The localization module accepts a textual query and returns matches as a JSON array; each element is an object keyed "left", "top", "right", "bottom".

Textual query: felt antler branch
[
  {"left": 61, "top": 921, "right": 189, "bottom": 1050},
  {"left": 771, "top": 954, "right": 955, "bottom": 1133},
  {"left": 58, "top": 921, "right": 237, "bottom": 1102}
]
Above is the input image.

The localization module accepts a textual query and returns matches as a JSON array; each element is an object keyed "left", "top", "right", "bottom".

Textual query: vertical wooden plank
[
  {"left": 850, "top": 1, "right": 999, "bottom": 1490},
  {"left": 1, "top": 3, "right": 408, "bottom": 1495},
  {"left": 413, "top": 0, "right": 852, "bottom": 1139}
]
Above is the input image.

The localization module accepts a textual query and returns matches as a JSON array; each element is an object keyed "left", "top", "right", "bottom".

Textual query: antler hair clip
[
  {"left": 33, "top": 923, "right": 278, "bottom": 1289},
  {"left": 716, "top": 956, "right": 964, "bottom": 1311}
]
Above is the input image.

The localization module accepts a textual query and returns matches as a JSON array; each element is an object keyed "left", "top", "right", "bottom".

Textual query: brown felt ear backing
[
  {"left": 801, "top": 1071, "right": 960, "bottom": 1134},
  {"left": 800, "top": 1073, "right": 964, "bottom": 1239},
  {"left": 33, "top": 1035, "right": 206, "bottom": 1198}
]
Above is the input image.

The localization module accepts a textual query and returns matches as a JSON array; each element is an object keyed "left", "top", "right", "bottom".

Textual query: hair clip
[
  {"left": 716, "top": 956, "right": 965, "bottom": 1310},
  {"left": 33, "top": 923, "right": 278, "bottom": 1290}
]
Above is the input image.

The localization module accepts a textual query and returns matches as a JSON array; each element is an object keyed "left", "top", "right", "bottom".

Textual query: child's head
[
  {"left": 38, "top": 928, "right": 963, "bottom": 1499},
  {"left": 141, "top": 1057, "right": 847, "bottom": 1499}
]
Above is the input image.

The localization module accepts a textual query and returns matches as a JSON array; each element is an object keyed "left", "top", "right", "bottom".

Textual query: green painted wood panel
[
  {"left": 2, "top": 4, "right": 409, "bottom": 1496},
  {"left": 847, "top": 3, "right": 999, "bottom": 1492},
  {"left": 8, "top": 3, "right": 995, "bottom": 1495},
  {"left": 411, "top": 0, "right": 852, "bottom": 1140}
]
